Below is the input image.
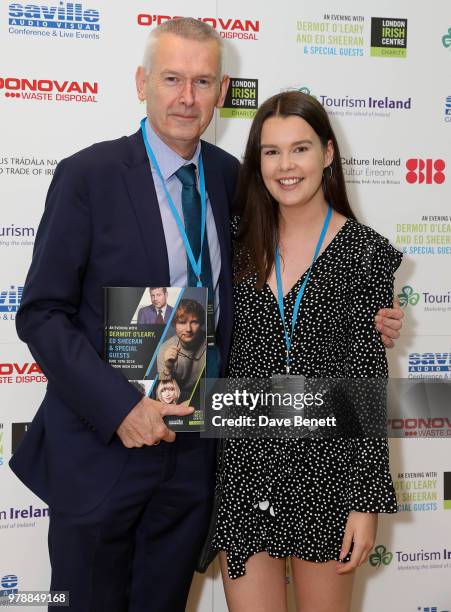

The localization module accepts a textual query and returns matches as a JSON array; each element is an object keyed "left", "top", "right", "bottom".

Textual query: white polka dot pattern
[{"left": 212, "top": 217, "right": 402, "bottom": 579}]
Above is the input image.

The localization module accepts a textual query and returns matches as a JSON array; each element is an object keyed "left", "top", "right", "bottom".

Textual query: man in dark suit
[
  {"left": 10, "top": 17, "right": 236, "bottom": 612},
  {"left": 137, "top": 287, "right": 173, "bottom": 324}
]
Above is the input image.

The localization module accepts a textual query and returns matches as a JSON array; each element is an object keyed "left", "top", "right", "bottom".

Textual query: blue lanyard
[
  {"left": 140, "top": 118, "right": 207, "bottom": 287},
  {"left": 275, "top": 205, "right": 332, "bottom": 374}
]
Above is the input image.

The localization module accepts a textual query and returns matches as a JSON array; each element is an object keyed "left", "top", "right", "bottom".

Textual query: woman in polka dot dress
[{"left": 211, "top": 91, "right": 402, "bottom": 611}]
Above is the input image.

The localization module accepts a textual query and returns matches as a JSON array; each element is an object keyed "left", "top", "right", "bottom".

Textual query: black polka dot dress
[{"left": 212, "top": 217, "right": 402, "bottom": 579}]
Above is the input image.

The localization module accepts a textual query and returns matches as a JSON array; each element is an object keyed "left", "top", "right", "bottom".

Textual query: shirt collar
[{"left": 145, "top": 118, "right": 201, "bottom": 181}]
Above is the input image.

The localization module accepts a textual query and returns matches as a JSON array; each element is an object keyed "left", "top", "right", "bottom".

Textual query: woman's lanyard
[
  {"left": 140, "top": 117, "right": 207, "bottom": 287},
  {"left": 275, "top": 205, "right": 332, "bottom": 375}
]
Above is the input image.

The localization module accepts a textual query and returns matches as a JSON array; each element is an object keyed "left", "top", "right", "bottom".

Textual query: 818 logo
[{"left": 406, "top": 159, "right": 445, "bottom": 184}]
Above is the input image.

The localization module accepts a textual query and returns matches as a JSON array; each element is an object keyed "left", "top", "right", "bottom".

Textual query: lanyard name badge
[
  {"left": 272, "top": 205, "right": 332, "bottom": 394},
  {"left": 140, "top": 118, "right": 215, "bottom": 346}
]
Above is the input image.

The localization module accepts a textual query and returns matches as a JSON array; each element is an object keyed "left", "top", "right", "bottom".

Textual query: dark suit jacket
[
  {"left": 10, "top": 129, "right": 240, "bottom": 515},
  {"left": 137, "top": 303, "right": 173, "bottom": 324}
]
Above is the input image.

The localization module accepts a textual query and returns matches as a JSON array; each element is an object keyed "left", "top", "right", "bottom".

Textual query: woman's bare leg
[
  {"left": 291, "top": 558, "right": 354, "bottom": 612},
  {"left": 219, "top": 551, "right": 288, "bottom": 612}
]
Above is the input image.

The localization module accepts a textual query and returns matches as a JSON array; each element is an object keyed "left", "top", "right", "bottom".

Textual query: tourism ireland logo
[
  {"left": 369, "top": 544, "right": 393, "bottom": 567},
  {"left": 397, "top": 285, "right": 420, "bottom": 308},
  {"left": 442, "top": 28, "right": 451, "bottom": 49}
]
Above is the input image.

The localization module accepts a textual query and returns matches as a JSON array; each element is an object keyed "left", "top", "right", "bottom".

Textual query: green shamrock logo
[
  {"left": 442, "top": 28, "right": 451, "bottom": 48},
  {"left": 369, "top": 544, "right": 393, "bottom": 568},
  {"left": 397, "top": 285, "right": 420, "bottom": 308}
]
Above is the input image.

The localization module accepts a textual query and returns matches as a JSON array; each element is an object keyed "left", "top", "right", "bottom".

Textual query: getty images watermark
[
  {"left": 199, "top": 378, "right": 451, "bottom": 439},
  {"left": 210, "top": 387, "right": 336, "bottom": 430}
]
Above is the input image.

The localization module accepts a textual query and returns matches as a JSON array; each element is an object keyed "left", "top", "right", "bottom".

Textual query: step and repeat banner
[{"left": 0, "top": 0, "right": 450, "bottom": 610}]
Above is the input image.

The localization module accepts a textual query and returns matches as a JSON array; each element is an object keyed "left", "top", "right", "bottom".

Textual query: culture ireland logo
[
  {"left": 397, "top": 285, "right": 420, "bottom": 308},
  {"left": 369, "top": 544, "right": 393, "bottom": 567}
]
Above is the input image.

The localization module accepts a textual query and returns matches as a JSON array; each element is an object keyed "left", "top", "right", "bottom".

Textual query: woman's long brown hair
[{"left": 235, "top": 91, "right": 356, "bottom": 288}]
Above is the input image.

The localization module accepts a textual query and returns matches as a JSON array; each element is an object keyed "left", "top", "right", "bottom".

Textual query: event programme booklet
[{"left": 103, "top": 286, "right": 207, "bottom": 432}]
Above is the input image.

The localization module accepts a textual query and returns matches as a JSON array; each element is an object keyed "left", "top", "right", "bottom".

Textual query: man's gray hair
[{"left": 142, "top": 17, "right": 224, "bottom": 76}]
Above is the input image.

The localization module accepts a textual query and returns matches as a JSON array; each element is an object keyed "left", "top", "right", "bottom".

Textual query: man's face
[
  {"left": 136, "top": 33, "right": 229, "bottom": 157},
  {"left": 150, "top": 288, "right": 167, "bottom": 309},
  {"left": 175, "top": 313, "right": 201, "bottom": 347}
]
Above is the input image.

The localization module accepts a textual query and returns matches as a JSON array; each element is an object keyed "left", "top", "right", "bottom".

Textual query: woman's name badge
[{"left": 270, "top": 374, "right": 305, "bottom": 398}]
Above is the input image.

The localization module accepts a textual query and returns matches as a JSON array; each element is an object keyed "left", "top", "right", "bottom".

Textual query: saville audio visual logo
[
  {"left": 371, "top": 17, "right": 407, "bottom": 58},
  {"left": 408, "top": 352, "right": 451, "bottom": 377},
  {"left": 445, "top": 96, "right": 451, "bottom": 122},
  {"left": 406, "top": 159, "right": 446, "bottom": 184},
  {"left": 398, "top": 285, "right": 420, "bottom": 308},
  {"left": 0, "top": 285, "right": 22, "bottom": 320},
  {"left": 137, "top": 14, "right": 259, "bottom": 40},
  {"left": 369, "top": 544, "right": 393, "bottom": 567},
  {"left": 8, "top": 2, "right": 100, "bottom": 40},
  {"left": 0, "top": 575, "right": 18, "bottom": 597},
  {"left": 220, "top": 78, "right": 258, "bottom": 119},
  {"left": 0, "top": 77, "right": 98, "bottom": 103}
]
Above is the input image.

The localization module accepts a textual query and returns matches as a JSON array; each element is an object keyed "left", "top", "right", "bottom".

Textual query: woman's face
[
  {"left": 260, "top": 115, "right": 333, "bottom": 211},
  {"left": 161, "top": 384, "right": 177, "bottom": 404}
]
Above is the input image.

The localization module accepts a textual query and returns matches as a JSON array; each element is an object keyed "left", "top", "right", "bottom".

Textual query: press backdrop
[{"left": 1, "top": 0, "right": 450, "bottom": 610}]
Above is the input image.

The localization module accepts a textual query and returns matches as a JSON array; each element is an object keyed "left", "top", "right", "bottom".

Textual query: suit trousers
[{"left": 48, "top": 434, "right": 216, "bottom": 612}]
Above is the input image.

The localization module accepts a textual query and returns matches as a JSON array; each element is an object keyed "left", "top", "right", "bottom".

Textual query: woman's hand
[
  {"left": 336, "top": 511, "right": 378, "bottom": 574},
  {"left": 375, "top": 295, "right": 404, "bottom": 349}
]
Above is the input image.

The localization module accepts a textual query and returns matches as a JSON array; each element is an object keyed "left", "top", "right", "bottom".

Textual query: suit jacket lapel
[
  {"left": 201, "top": 142, "right": 231, "bottom": 277},
  {"left": 122, "top": 130, "right": 171, "bottom": 285},
  {"left": 201, "top": 142, "right": 234, "bottom": 368}
]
